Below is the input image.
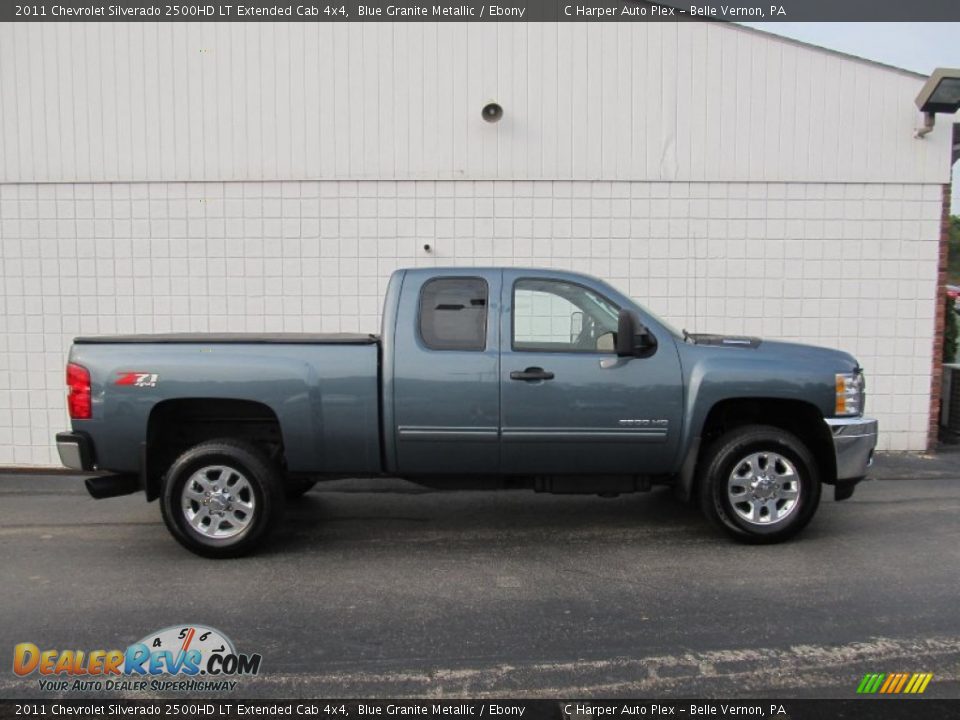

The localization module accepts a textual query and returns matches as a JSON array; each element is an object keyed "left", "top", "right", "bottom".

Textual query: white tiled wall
[
  {"left": 4, "top": 23, "right": 950, "bottom": 186},
  {"left": 0, "top": 179, "right": 942, "bottom": 464}
]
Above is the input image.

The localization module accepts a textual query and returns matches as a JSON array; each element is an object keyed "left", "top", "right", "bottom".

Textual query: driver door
[{"left": 498, "top": 272, "right": 683, "bottom": 475}]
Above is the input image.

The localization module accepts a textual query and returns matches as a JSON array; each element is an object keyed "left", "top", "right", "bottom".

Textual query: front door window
[{"left": 513, "top": 279, "right": 620, "bottom": 353}]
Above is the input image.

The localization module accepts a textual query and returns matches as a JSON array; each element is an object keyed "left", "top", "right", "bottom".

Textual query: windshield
[
  {"left": 529, "top": 275, "right": 685, "bottom": 342},
  {"left": 580, "top": 287, "right": 620, "bottom": 326},
  {"left": 638, "top": 304, "right": 685, "bottom": 340}
]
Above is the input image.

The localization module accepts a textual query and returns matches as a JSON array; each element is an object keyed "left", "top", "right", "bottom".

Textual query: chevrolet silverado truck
[{"left": 56, "top": 267, "right": 877, "bottom": 557}]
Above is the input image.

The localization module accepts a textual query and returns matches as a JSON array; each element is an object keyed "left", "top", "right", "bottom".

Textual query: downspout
[{"left": 915, "top": 112, "right": 936, "bottom": 139}]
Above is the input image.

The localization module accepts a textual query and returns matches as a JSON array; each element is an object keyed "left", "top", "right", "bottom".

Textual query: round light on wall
[{"left": 481, "top": 102, "right": 503, "bottom": 123}]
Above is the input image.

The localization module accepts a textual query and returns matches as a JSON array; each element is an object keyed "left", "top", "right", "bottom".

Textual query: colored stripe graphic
[
  {"left": 893, "top": 673, "right": 910, "bottom": 693},
  {"left": 907, "top": 673, "right": 933, "bottom": 693},
  {"left": 857, "top": 673, "right": 885, "bottom": 693},
  {"left": 857, "top": 672, "right": 932, "bottom": 694}
]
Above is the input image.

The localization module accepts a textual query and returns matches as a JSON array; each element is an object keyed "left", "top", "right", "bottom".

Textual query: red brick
[{"left": 928, "top": 183, "right": 952, "bottom": 451}]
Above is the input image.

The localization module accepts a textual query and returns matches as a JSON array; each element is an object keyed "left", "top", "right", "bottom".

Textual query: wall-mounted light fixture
[
  {"left": 914, "top": 68, "right": 960, "bottom": 139},
  {"left": 481, "top": 102, "right": 503, "bottom": 123}
]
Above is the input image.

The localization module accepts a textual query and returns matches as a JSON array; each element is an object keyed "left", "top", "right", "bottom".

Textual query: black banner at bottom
[{"left": 1, "top": 700, "right": 958, "bottom": 720}]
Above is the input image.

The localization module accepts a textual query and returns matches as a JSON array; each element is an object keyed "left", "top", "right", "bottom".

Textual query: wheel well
[
  {"left": 697, "top": 398, "right": 836, "bottom": 484},
  {"left": 145, "top": 399, "right": 284, "bottom": 501}
]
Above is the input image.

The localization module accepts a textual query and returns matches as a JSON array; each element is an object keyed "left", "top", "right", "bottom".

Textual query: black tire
[
  {"left": 285, "top": 479, "right": 317, "bottom": 500},
  {"left": 697, "top": 425, "right": 821, "bottom": 543},
  {"left": 160, "top": 439, "right": 286, "bottom": 558}
]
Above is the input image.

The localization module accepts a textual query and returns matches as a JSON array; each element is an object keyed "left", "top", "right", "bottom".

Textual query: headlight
[{"left": 835, "top": 370, "right": 865, "bottom": 416}]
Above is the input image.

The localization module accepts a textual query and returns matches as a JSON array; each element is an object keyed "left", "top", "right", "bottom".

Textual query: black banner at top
[{"left": 3, "top": 0, "right": 960, "bottom": 22}]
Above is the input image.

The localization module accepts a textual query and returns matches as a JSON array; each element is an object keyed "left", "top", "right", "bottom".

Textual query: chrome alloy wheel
[
  {"left": 726, "top": 451, "right": 801, "bottom": 526},
  {"left": 181, "top": 465, "right": 256, "bottom": 539}
]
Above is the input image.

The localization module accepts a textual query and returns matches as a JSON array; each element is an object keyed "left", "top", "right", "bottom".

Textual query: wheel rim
[
  {"left": 726, "top": 451, "right": 801, "bottom": 526},
  {"left": 181, "top": 465, "right": 256, "bottom": 540}
]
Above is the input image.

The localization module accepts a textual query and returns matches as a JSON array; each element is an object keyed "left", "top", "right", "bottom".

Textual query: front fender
[{"left": 673, "top": 342, "right": 850, "bottom": 501}]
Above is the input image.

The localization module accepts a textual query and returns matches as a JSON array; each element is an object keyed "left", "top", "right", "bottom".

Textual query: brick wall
[
  {"left": 928, "top": 183, "right": 952, "bottom": 451},
  {"left": 0, "top": 179, "right": 944, "bottom": 465}
]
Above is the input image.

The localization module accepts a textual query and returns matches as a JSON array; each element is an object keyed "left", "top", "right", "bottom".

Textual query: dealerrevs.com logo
[{"left": 13, "top": 625, "right": 261, "bottom": 693}]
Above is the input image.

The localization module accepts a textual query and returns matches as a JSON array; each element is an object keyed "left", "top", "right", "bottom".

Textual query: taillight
[{"left": 67, "top": 363, "right": 92, "bottom": 419}]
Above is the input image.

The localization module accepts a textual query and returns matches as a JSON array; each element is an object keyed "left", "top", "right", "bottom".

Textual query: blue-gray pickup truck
[{"left": 56, "top": 267, "right": 877, "bottom": 557}]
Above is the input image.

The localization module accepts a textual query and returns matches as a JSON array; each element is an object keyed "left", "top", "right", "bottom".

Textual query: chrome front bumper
[{"left": 825, "top": 417, "right": 878, "bottom": 481}]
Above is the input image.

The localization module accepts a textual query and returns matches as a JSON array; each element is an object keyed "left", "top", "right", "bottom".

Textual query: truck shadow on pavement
[{"left": 268, "top": 485, "right": 737, "bottom": 555}]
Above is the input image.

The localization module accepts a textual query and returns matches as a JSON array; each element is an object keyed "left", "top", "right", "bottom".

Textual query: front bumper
[
  {"left": 56, "top": 431, "right": 94, "bottom": 471},
  {"left": 825, "top": 417, "right": 878, "bottom": 481}
]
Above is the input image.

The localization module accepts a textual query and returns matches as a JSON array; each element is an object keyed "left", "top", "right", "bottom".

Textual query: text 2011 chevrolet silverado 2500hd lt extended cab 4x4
[{"left": 56, "top": 267, "right": 877, "bottom": 557}]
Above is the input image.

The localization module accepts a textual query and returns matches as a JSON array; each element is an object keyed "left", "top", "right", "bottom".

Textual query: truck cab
[{"left": 385, "top": 268, "right": 683, "bottom": 477}]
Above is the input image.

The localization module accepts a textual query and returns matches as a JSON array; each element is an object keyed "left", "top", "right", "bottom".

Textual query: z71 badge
[{"left": 115, "top": 372, "right": 159, "bottom": 388}]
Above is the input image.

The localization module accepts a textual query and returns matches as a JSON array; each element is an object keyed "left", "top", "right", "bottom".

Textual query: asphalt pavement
[{"left": 1, "top": 452, "right": 958, "bottom": 699}]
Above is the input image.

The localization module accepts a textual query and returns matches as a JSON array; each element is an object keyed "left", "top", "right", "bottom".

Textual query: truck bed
[
  {"left": 74, "top": 333, "right": 379, "bottom": 345},
  {"left": 68, "top": 336, "right": 382, "bottom": 476}
]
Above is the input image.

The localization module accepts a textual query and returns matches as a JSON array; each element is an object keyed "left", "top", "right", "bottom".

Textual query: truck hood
[{"left": 688, "top": 333, "right": 859, "bottom": 372}]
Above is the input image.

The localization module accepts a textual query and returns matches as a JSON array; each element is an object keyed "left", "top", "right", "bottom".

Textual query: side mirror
[{"left": 616, "top": 309, "right": 657, "bottom": 357}]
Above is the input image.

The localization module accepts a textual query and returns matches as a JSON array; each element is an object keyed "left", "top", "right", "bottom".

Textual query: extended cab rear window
[{"left": 418, "top": 278, "right": 488, "bottom": 351}]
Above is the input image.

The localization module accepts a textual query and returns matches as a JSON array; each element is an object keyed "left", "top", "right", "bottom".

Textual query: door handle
[{"left": 510, "top": 367, "right": 555, "bottom": 381}]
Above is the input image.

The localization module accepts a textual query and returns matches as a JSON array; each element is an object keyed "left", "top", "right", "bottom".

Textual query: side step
[
  {"left": 85, "top": 474, "right": 140, "bottom": 500},
  {"left": 534, "top": 475, "right": 652, "bottom": 495}
]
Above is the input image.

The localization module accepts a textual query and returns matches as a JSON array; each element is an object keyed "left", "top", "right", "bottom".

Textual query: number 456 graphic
[{"left": 115, "top": 372, "right": 159, "bottom": 388}]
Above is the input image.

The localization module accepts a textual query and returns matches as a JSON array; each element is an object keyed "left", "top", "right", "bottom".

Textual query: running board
[{"left": 534, "top": 475, "right": 652, "bottom": 495}]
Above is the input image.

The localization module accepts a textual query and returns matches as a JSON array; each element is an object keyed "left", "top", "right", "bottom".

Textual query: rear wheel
[
  {"left": 160, "top": 439, "right": 285, "bottom": 558},
  {"left": 697, "top": 425, "right": 821, "bottom": 543}
]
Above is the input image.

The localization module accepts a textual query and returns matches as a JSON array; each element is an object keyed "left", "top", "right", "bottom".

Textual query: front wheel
[
  {"left": 160, "top": 439, "right": 286, "bottom": 558},
  {"left": 697, "top": 425, "right": 821, "bottom": 543}
]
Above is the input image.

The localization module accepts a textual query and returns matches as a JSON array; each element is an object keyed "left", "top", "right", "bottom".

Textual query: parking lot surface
[{"left": 1, "top": 453, "right": 958, "bottom": 699}]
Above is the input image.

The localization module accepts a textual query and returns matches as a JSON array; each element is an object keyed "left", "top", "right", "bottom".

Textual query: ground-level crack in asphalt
[
  {"left": 3, "top": 636, "right": 958, "bottom": 699},
  {"left": 248, "top": 635, "right": 960, "bottom": 697},
  {"left": 278, "top": 635, "right": 960, "bottom": 697},
  {"left": 42, "top": 634, "right": 955, "bottom": 699}
]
